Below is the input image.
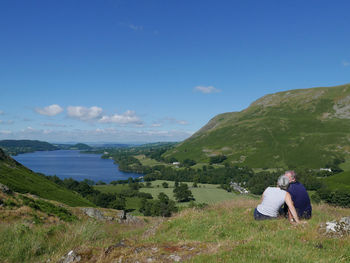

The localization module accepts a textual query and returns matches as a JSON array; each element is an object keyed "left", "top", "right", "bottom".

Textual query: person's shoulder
[{"left": 295, "top": 181, "right": 307, "bottom": 189}]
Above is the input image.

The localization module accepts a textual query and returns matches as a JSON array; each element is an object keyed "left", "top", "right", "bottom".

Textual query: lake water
[{"left": 13, "top": 150, "right": 142, "bottom": 183}]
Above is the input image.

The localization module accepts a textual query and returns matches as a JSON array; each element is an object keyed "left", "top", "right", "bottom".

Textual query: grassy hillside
[
  {"left": 165, "top": 84, "right": 350, "bottom": 169},
  {"left": 2, "top": 196, "right": 349, "bottom": 263},
  {"left": 0, "top": 148, "right": 93, "bottom": 207},
  {"left": 323, "top": 159, "right": 350, "bottom": 191}
]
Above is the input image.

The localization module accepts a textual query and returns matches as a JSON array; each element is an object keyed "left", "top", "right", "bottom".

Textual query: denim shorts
[{"left": 254, "top": 208, "right": 275, "bottom": 220}]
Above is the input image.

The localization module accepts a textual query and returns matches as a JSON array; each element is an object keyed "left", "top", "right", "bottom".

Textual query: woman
[{"left": 254, "top": 175, "right": 301, "bottom": 224}]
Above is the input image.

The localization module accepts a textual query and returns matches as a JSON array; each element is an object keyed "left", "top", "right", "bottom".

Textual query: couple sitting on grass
[{"left": 254, "top": 170, "right": 312, "bottom": 224}]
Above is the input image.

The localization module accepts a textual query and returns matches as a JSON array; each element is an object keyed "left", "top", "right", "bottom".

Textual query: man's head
[{"left": 284, "top": 170, "right": 296, "bottom": 183}]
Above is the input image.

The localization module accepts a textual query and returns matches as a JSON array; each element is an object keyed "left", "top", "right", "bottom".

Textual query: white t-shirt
[{"left": 257, "top": 187, "right": 286, "bottom": 217}]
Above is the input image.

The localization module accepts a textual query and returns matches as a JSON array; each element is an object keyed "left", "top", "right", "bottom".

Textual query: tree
[
  {"left": 110, "top": 196, "right": 127, "bottom": 219},
  {"left": 183, "top": 159, "right": 196, "bottom": 167},
  {"left": 162, "top": 182, "right": 169, "bottom": 188},
  {"left": 173, "top": 183, "right": 195, "bottom": 202},
  {"left": 209, "top": 155, "right": 227, "bottom": 164},
  {"left": 139, "top": 192, "right": 177, "bottom": 217}
]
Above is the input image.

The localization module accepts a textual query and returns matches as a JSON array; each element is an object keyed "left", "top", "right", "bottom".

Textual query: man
[{"left": 284, "top": 170, "right": 312, "bottom": 220}]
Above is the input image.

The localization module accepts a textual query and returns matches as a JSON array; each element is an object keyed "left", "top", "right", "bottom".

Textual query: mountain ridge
[{"left": 164, "top": 84, "right": 350, "bottom": 168}]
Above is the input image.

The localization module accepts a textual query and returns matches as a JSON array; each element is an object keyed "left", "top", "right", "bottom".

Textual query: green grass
[
  {"left": 0, "top": 162, "right": 94, "bottom": 207},
  {"left": 94, "top": 180, "right": 239, "bottom": 208},
  {"left": 0, "top": 219, "right": 140, "bottom": 263},
  {"left": 146, "top": 199, "right": 350, "bottom": 263},
  {"left": 94, "top": 184, "right": 130, "bottom": 194},
  {"left": 135, "top": 155, "right": 168, "bottom": 167},
  {"left": 141, "top": 180, "right": 238, "bottom": 205},
  {"left": 1, "top": 195, "right": 350, "bottom": 262},
  {"left": 339, "top": 159, "right": 350, "bottom": 171},
  {"left": 323, "top": 171, "right": 350, "bottom": 191}
]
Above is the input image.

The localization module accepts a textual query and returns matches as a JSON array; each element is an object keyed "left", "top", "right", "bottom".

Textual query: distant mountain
[
  {"left": 55, "top": 143, "right": 93, "bottom": 150},
  {"left": 0, "top": 148, "right": 93, "bottom": 206},
  {"left": 0, "top": 139, "right": 58, "bottom": 155},
  {"left": 164, "top": 84, "right": 350, "bottom": 168}
]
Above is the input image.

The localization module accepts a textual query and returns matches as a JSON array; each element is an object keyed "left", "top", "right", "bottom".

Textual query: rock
[
  {"left": 323, "top": 217, "right": 350, "bottom": 236},
  {"left": 81, "top": 208, "right": 106, "bottom": 221},
  {"left": 169, "top": 254, "right": 181, "bottom": 262},
  {"left": 325, "top": 221, "right": 337, "bottom": 233},
  {"left": 0, "top": 183, "right": 12, "bottom": 194},
  {"left": 59, "top": 250, "right": 81, "bottom": 263},
  {"left": 117, "top": 211, "right": 143, "bottom": 224},
  {"left": 104, "top": 240, "right": 126, "bottom": 255}
]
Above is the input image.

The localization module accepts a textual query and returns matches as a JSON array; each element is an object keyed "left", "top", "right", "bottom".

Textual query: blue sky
[{"left": 1, "top": 0, "right": 350, "bottom": 143}]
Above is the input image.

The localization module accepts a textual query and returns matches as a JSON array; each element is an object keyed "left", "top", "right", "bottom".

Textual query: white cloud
[
  {"left": 0, "top": 127, "right": 193, "bottom": 142},
  {"left": 342, "top": 60, "right": 350, "bottom": 67},
  {"left": 176, "top": 120, "right": 189, "bottom": 125},
  {"left": 99, "top": 110, "right": 142, "bottom": 125},
  {"left": 35, "top": 104, "right": 63, "bottom": 116},
  {"left": 129, "top": 24, "right": 143, "bottom": 31},
  {"left": 67, "top": 106, "right": 103, "bottom": 121},
  {"left": 151, "top": 123, "right": 162, "bottom": 127},
  {"left": 0, "top": 130, "right": 12, "bottom": 135},
  {"left": 194, "top": 85, "right": 221, "bottom": 94}
]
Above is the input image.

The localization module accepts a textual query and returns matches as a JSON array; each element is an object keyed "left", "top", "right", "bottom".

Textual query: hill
[
  {"left": 55, "top": 143, "right": 93, "bottom": 150},
  {"left": 1, "top": 192, "right": 350, "bottom": 262},
  {"left": 164, "top": 84, "right": 350, "bottom": 168},
  {"left": 0, "top": 148, "right": 93, "bottom": 207},
  {"left": 0, "top": 139, "right": 58, "bottom": 155}
]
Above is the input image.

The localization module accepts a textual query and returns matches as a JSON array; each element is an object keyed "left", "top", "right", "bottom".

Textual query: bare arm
[{"left": 285, "top": 192, "right": 300, "bottom": 224}]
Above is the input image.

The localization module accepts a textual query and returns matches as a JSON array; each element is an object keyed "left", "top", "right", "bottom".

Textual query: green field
[
  {"left": 135, "top": 155, "right": 167, "bottom": 167},
  {"left": 95, "top": 180, "right": 239, "bottom": 208},
  {"left": 140, "top": 180, "right": 238, "bottom": 205},
  {"left": 323, "top": 159, "right": 350, "bottom": 191}
]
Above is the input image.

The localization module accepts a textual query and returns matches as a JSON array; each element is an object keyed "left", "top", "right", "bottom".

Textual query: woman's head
[{"left": 277, "top": 175, "right": 290, "bottom": 190}]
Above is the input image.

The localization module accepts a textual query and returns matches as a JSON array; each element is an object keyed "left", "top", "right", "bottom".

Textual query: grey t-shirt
[{"left": 257, "top": 187, "right": 286, "bottom": 217}]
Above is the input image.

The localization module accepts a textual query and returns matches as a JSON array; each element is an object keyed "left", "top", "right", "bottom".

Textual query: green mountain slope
[
  {"left": 0, "top": 148, "right": 93, "bottom": 207},
  {"left": 165, "top": 84, "right": 350, "bottom": 168}
]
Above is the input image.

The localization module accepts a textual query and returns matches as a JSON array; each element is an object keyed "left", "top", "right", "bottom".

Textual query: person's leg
[{"left": 254, "top": 208, "right": 274, "bottom": 220}]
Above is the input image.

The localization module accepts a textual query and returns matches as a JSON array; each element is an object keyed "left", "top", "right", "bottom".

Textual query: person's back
[
  {"left": 287, "top": 181, "right": 312, "bottom": 219},
  {"left": 257, "top": 187, "right": 286, "bottom": 218}
]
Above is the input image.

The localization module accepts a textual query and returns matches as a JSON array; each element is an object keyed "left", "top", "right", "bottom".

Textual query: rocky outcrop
[
  {"left": 58, "top": 250, "right": 81, "bottom": 263},
  {"left": 321, "top": 217, "right": 350, "bottom": 237},
  {"left": 0, "top": 183, "right": 12, "bottom": 194},
  {"left": 81, "top": 208, "right": 143, "bottom": 224},
  {"left": 81, "top": 208, "right": 106, "bottom": 221}
]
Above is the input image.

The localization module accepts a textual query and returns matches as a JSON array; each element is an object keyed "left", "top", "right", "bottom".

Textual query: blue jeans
[{"left": 254, "top": 208, "right": 275, "bottom": 220}]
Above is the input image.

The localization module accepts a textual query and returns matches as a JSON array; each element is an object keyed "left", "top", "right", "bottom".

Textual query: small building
[{"left": 320, "top": 168, "right": 332, "bottom": 172}]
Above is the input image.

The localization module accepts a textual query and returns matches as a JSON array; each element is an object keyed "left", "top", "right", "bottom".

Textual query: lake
[{"left": 12, "top": 150, "right": 142, "bottom": 183}]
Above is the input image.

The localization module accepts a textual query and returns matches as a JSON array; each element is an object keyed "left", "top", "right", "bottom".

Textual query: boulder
[
  {"left": 117, "top": 211, "right": 143, "bottom": 224},
  {"left": 81, "top": 208, "right": 106, "bottom": 221},
  {"left": 58, "top": 250, "right": 81, "bottom": 263},
  {"left": 322, "top": 216, "right": 350, "bottom": 237},
  {"left": 0, "top": 183, "right": 12, "bottom": 194}
]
